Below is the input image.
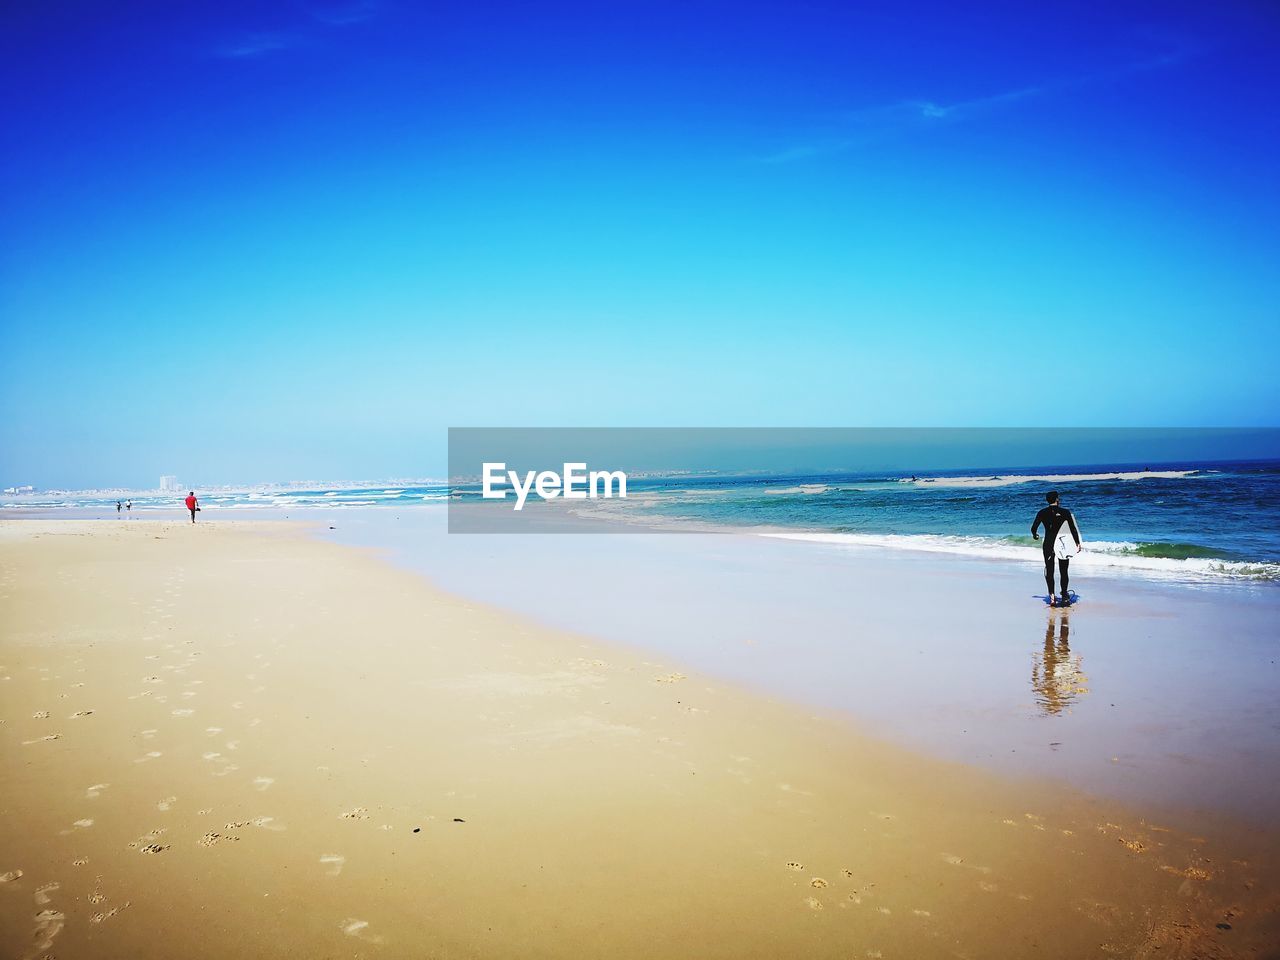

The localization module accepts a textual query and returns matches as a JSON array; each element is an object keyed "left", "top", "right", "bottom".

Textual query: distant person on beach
[
  {"left": 1031, "top": 491, "right": 1081, "bottom": 605},
  {"left": 126, "top": 499, "right": 132, "bottom": 514},
  {"left": 116, "top": 500, "right": 122, "bottom": 515},
  {"left": 185, "top": 491, "right": 199, "bottom": 523}
]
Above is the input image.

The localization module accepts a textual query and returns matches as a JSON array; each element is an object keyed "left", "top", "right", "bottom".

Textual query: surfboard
[{"left": 1053, "top": 518, "right": 1080, "bottom": 560}]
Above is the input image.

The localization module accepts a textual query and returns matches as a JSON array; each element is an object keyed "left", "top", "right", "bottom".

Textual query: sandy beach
[{"left": 1, "top": 519, "right": 1277, "bottom": 958}]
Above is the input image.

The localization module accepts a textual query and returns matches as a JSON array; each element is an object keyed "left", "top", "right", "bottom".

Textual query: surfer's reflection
[{"left": 1031, "top": 614, "right": 1089, "bottom": 716}]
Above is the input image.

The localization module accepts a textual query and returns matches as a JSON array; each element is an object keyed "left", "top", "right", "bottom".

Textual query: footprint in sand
[
  {"left": 942, "top": 853, "right": 992, "bottom": 874},
  {"left": 655, "top": 673, "right": 687, "bottom": 683},
  {"left": 252, "top": 777, "right": 275, "bottom": 791},
  {"left": 205, "top": 727, "right": 223, "bottom": 735},
  {"left": 785, "top": 862, "right": 804, "bottom": 872},
  {"left": 171, "top": 708, "right": 195, "bottom": 717},
  {"left": 72, "top": 819, "right": 94, "bottom": 830},
  {"left": 22, "top": 734, "right": 61, "bottom": 744},
  {"left": 811, "top": 878, "right": 828, "bottom": 888},
  {"left": 157, "top": 797, "right": 177, "bottom": 811},
  {"left": 341, "top": 918, "right": 385, "bottom": 944},
  {"left": 128, "top": 828, "right": 168, "bottom": 850},
  {"left": 320, "top": 854, "right": 345, "bottom": 876},
  {"left": 199, "top": 832, "right": 233, "bottom": 847},
  {"left": 32, "top": 710, "right": 50, "bottom": 719},
  {"left": 134, "top": 751, "right": 163, "bottom": 764},
  {"left": 341, "top": 807, "right": 370, "bottom": 820},
  {"left": 90, "top": 903, "right": 129, "bottom": 924},
  {"left": 33, "top": 908, "right": 66, "bottom": 950},
  {"left": 72, "top": 859, "right": 89, "bottom": 867},
  {"left": 804, "top": 897, "right": 824, "bottom": 911},
  {"left": 0, "top": 869, "right": 24, "bottom": 883},
  {"left": 35, "top": 882, "right": 59, "bottom": 905},
  {"left": 70, "top": 710, "right": 95, "bottom": 719},
  {"left": 86, "top": 783, "right": 109, "bottom": 799},
  {"left": 978, "top": 880, "right": 999, "bottom": 893},
  {"left": 1161, "top": 864, "right": 1212, "bottom": 881}
]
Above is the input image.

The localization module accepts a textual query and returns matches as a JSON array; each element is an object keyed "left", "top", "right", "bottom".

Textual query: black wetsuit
[{"left": 1031, "top": 505, "right": 1080, "bottom": 597}]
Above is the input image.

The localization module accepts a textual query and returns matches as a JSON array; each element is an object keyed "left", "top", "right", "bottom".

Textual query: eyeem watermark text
[{"left": 482, "top": 462, "right": 627, "bottom": 511}]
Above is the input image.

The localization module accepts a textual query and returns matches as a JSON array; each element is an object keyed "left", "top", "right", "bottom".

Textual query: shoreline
[
  {"left": 8, "top": 504, "right": 1280, "bottom": 587},
  {"left": 2, "top": 519, "right": 1278, "bottom": 957}
]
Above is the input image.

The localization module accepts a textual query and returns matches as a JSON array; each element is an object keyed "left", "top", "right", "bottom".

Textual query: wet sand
[
  {"left": 1, "top": 519, "right": 1277, "bottom": 958},
  {"left": 325, "top": 507, "right": 1280, "bottom": 827}
]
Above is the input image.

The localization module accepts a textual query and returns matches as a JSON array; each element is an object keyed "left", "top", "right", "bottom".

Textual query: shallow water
[{"left": 316, "top": 507, "right": 1280, "bottom": 829}]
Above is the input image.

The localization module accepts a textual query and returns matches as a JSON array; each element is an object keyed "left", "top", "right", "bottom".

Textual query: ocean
[{"left": 596, "top": 459, "right": 1280, "bottom": 582}]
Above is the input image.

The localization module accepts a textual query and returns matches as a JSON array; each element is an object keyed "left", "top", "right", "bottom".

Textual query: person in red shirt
[{"left": 185, "top": 491, "right": 199, "bottom": 523}]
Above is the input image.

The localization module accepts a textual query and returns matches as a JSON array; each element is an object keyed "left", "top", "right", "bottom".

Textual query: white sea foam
[
  {"left": 905, "top": 470, "right": 1198, "bottom": 488},
  {"left": 762, "top": 532, "right": 1278, "bottom": 582},
  {"left": 764, "top": 484, "right": 830, "bottom": 495}
]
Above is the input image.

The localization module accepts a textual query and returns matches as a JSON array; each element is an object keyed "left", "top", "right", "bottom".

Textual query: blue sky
[{"left": 2, "top": 1, "right": 1278, "bottom": 487}]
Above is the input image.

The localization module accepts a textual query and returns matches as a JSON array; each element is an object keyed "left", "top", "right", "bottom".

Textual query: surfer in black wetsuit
[{"left": 1031, "top": 491, "right": 1082, "bottom": 606}]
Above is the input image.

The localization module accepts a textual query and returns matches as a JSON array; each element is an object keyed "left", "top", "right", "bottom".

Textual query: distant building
[
  {"left": 159, "top": 475, "right": 180, "bottom": 492},
  {"left": 3, "top": 485, "right": 35, "bottom": 495}
]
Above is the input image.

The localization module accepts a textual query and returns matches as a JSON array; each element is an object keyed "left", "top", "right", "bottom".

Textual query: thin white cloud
[
  {"left": 214, "top": 32, "right": 296, "bottom": 59},
  {"left": 213, "top": 3, "right": 380, "bottom": 60},
  {"left": 754, "top": 48, "right": 1193, "bottom": 164},
  {"left": 907, "top": 84, "right": 1045, "bottom": 122}
]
